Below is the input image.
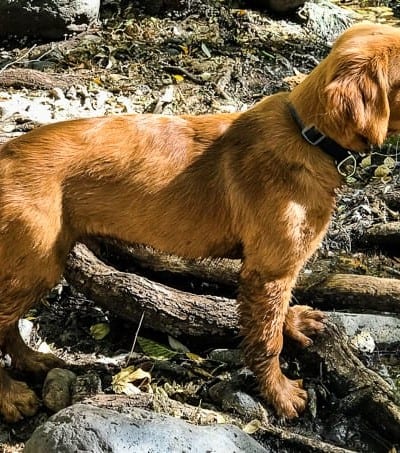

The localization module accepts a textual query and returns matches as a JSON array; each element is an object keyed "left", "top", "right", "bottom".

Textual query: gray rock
[
  {"left": 24, "top": 404, "right": 267, "bottom": 453},
  {"left": 298, "top": 1, "right": 355, "bottom": 43},
  {"left": 208, "top": 380, "right": 266, "bottom": 421},
  {"left": 328, "top": 312, "right": 400, "bottom": 346},
  {"left": 0, "top": 0, "right": 100, "bottom": 39}
]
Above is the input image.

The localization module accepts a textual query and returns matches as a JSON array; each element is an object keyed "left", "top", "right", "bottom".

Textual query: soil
[{"left": 0, "top": 1, "right": 399, "bottom": 452}]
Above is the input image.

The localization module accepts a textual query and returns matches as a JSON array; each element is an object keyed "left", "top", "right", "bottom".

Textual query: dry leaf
[
  {"left": 172, "top": 74, "right": 184, "bottom": 84},
  {"left": 185, "top": 352, "right": 204, "bottom": 364},
  {"left": 168, "top": 335, "right": 190, "bottom": 353},
  {"left": 112, "top": 366, "right": 151, "bottom": 395},
  {"left": 374, "top": 165, "right": 391, "bottom": 177},
  {"left": 243, "top": 419, "right": 262, "bottom": 434},
  {"left": 384, "top": 157, "right": 396, "bottom": 169},
  {"left": 360, "top": 155, "right": 371, "bottom": 168}
]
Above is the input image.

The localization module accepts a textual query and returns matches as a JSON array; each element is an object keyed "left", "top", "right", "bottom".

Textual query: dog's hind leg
[
  {"left": 0, "top": 366, "right": 39, "bottom": 423},
  {"left": 2, "top": 322, "right": 65, "bottom": 376},
  {"left": 0, "top": 202, "right": 70, "bottom": 421}
]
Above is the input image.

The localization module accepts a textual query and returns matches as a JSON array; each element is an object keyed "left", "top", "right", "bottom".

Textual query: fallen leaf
[
  {"left": 112, "top": 366, "right": 151, "bottom": 395},
  {"left": 172, "top": 74, "right": 184, "bottom": 84},
  {"left": 243, "top": 419, "right": 262, "bottom": 434},
  {"left": 185, "top": 352, "right": 204, "bottom": 364},
  {"left": 137, "top": 336, "right": 177, "bottom": 360},
  {"left": 168, "top": 335, "right": 190, "bottom": 353},
  {"left": 374, "top": 165, "right": 391, "bottom": 177},
  {"left": 90, "top": 323, "right": 110, "bottom": 340}
]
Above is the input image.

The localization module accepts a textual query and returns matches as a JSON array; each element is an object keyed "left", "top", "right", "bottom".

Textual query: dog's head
[{"left": 322, "top": 23, "right": 400, "bottom": 151}]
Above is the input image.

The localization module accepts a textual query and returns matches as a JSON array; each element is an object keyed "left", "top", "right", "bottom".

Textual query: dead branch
[
  {"left": 65, "top": 243, "right": 240, "bottom": 338},
  {"left": 299, "top": 322, "right": 400, "bottom": 442},
  {"left": 85, "top": 239, "right": 400, "bottom": 314},
  {"left": 0, "top": 68, "right": 78, "bottom": 90},
  {"left": 364, "top": 221, "right": 400, "bottom": 248}
]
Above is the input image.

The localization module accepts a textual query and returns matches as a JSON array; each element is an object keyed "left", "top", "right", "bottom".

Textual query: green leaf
[{"left": 137, "top": 336, "right": 177, "bottom": 360}]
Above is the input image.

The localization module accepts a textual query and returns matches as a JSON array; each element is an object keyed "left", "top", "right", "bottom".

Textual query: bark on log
[
  {"left": 299, "top": 322, "right": 400, "bottom": 442},
  {"left": 297, "top": 273, "right": 400, "bottom": 313},
  {"left": 87, "top": 237, "right": 239, "bottom": 287},
  {"left": 85, "top": 239, "right": 400, "bottom": 313},
  {"left": 364, "top": 221, "right": 400, "bottom": 248},
  {"left": 66, "top": 243, "right": 240, "bottom": 339},
  {"left": 0, "top": 68, "right": 78, "bottom": 90}
]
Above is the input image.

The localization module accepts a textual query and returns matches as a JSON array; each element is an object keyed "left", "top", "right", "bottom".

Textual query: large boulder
[
  {"left": 0, "top": 0, "right": 100, "bottom": 40},
  {"left": 24, "top": 404, "right": 268, "bottom": 453}
]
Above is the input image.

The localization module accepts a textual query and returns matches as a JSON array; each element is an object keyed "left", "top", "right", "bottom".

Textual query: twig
[
  {"left": 126, "top": 311, "right": 145, "bottom": 366},
  {"left": 0, "top": 45, "right": 37, "bottom": 74},
  {"left": 164, "top": 65, "right": 205, "bottom": 85}
]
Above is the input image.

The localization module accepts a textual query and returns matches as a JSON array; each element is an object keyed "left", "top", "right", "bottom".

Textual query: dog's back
[{"left": 0, "top": 112, "right": 241, "bottom": 259}]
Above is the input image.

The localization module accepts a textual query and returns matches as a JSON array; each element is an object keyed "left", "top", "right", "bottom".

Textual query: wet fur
[{"left": 1, "top": 23, "right": 400, "bottom": 421}]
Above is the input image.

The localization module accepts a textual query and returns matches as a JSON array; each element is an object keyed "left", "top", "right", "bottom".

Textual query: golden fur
[{"left": 1, "top": 23, "right": 400, "bottom": 422}]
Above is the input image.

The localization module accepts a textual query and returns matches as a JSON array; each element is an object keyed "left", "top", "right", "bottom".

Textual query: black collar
[{"left": 288, "top": 103, "right": 359, "bottom": 172}]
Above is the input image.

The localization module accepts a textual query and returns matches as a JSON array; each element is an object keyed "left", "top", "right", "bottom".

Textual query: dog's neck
[
  {"left": 288, "top": 59, "right": 370, "bottom": 153},
  {"left": 287, "top": 103, "right": 359, "bottom": 176}
]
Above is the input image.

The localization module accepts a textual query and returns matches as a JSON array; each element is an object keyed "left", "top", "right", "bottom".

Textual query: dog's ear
[{"left": 324, "top": 54, "right": 390, "bottom": 146}]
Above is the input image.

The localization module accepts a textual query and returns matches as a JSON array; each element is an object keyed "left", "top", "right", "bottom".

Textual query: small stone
[
  {"left": 208, "top": 348, "right": 243, "bottom": 366},
  {"left": 49, "top": 87, "right": 65, "bottom": 100},
  {"left": 350, "top": 331, "right": 376, "bottom": 353},
  {"left": 208, "top": 380, "right": 267, "bottom": 421},
  {"left": 43, "top": 368, "right": 77, "bottom": 413}
]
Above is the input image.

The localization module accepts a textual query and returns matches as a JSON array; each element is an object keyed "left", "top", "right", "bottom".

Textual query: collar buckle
[{"left": 301, "top": 125, "right": 326, "bottom": 146}]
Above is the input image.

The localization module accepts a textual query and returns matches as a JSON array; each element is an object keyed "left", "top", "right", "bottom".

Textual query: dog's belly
[{"left": 67, "top": 181, "right": 238, "bottom": 259}]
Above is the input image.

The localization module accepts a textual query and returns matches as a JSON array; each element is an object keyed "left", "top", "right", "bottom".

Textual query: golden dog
[{"left": 1, "top": 23, "right": 400, "bottom": 422}]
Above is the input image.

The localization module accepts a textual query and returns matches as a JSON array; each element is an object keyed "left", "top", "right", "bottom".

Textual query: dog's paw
[
  {"left": 263, "top": 375, "right": 308, "bottom": 419},
  {"left": 13, "top": 351, "right": 66, "bottom": 378},
  {"left": 284, "top": 305, "right": 325, "bottom": 348},
  {"left": 0, "top": 378, "right": 39, "bottom": 423}
]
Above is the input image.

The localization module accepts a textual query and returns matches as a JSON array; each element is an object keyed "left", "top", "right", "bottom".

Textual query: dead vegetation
[{"left": 0, "top": 1, "right": 400, "bottom": 452}]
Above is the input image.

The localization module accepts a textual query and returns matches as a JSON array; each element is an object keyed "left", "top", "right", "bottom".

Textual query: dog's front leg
[{"left": 238, "top": 267, "right": 307, "bottom": 419}]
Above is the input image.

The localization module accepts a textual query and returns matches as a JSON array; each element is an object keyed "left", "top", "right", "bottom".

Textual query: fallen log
[
  {"left": 297, "top": 273, "right": 400, "bottom": 313},
  {"left": 83, "top": 239, "right": 400, "bottom": 313},
  {"left": 299, "top": 322, "right": 400, "bottom": 442},
  {"left": 0, "top": 68, "right": 77, "bottom": 90},
  {"left": 87, "top": 237, "right": 239, "bottom": 287},
  {"left": 363, "top": 221, "right": 400, "bottom": 248},
  {"left": 65, "top": 243, "right": 240, "bottom": 339},
  {"left": 65, "top": 244, "right": 400, "bottom": 441}
]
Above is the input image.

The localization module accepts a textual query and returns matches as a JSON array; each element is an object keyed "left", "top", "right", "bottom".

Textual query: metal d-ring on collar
[{"left": 288, "top": 103, "right": 359, "bottom": 177}]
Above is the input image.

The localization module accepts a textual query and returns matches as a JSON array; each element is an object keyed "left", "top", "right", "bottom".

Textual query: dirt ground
[{"left": 0, "top": 1, "right": 399, "bottom": 452}]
